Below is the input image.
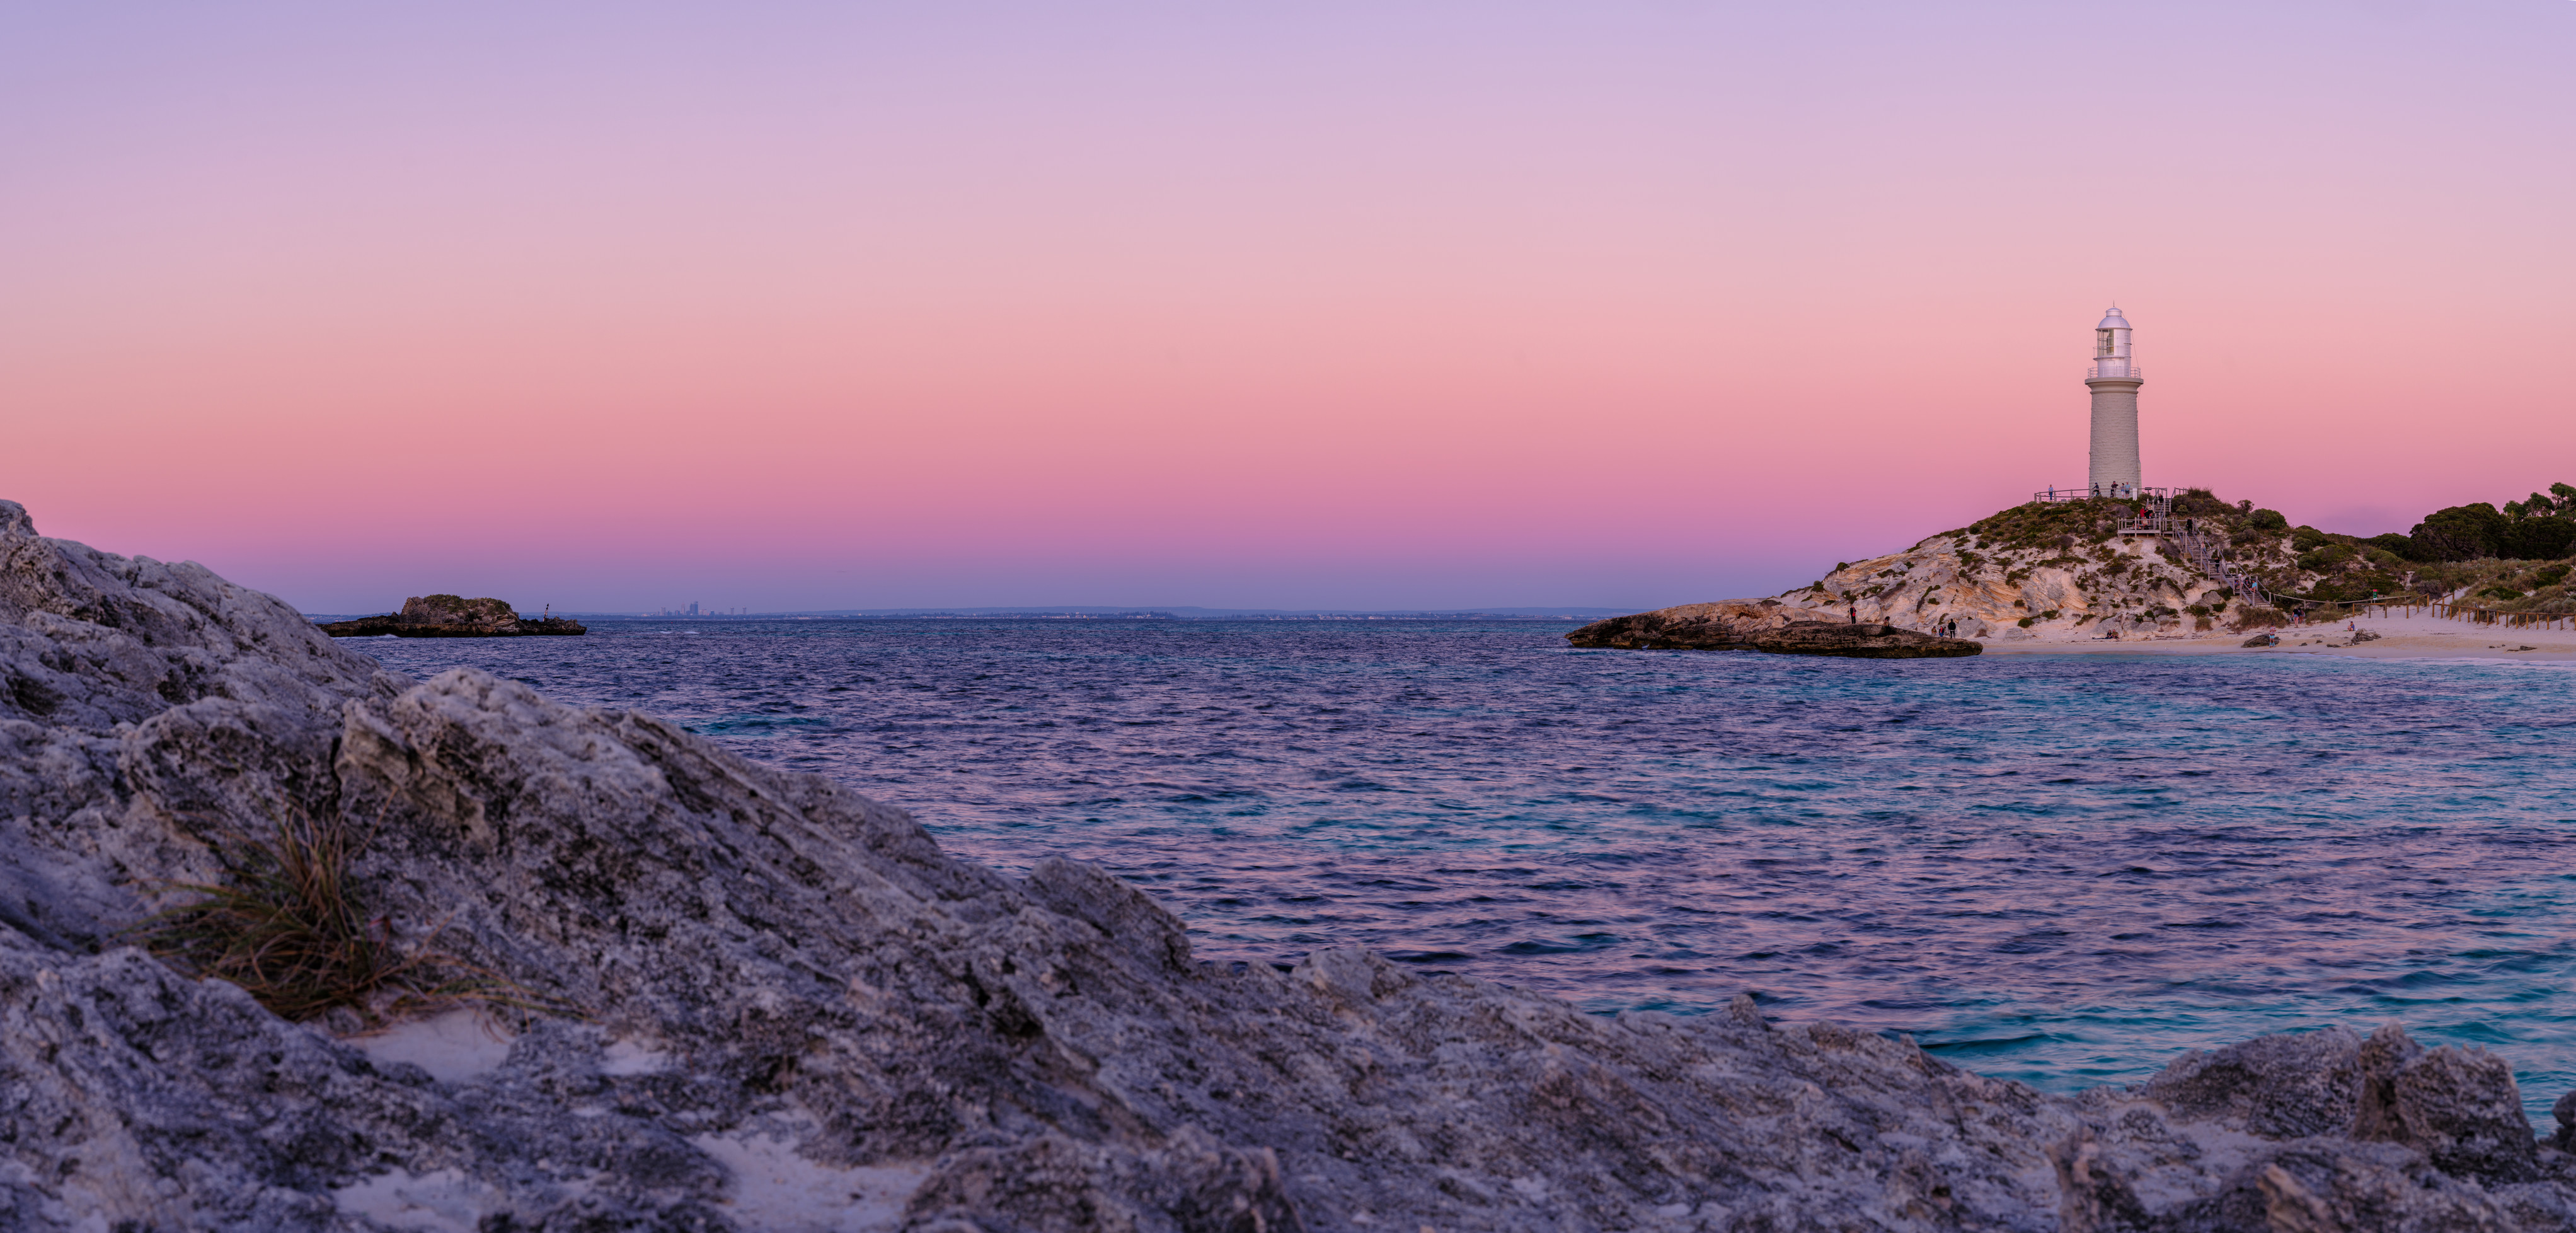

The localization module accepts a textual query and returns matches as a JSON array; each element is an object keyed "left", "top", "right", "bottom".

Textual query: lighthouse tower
[{"left": 2085, "top": 306, "right": 2142, "bottom": 497}]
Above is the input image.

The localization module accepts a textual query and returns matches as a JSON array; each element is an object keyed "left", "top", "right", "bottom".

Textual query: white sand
[
  {"left": 601, "top": 1036, "right": 673, "bottom": 1076},
  {"left": 331, "top": 1168, "right": 506, "bottom": 1232},
  {"left": 691, "top": 1128, "right": 930, "bottom": 1232},
  {"left": 348, "top": 1009, "right": 515, "bottom": 1083}
]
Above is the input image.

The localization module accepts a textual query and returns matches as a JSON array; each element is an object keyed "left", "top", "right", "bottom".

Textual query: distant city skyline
[{"left": 4, "top": 3, "right": 2568, "bottom": 613}]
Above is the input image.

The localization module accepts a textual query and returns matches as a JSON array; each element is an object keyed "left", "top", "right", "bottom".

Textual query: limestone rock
[
  {"left": 1570, "top": 516, "right": 2241, "bottom": 653},
  {"left": 1749, "top": 621, "right": 1983, "bottom": 658},
  {"left": 1567, "top": 609, "right": 1981, "bottom": 658},
  {"left": 4, "top": 496, "right": 2574, "bottom": 1232},
  {"left": 1564, "top": 599, "right": 1814, "bottom": 649},
  {"left": 403, "top": 593, "right": 519, "bottom": 630}
]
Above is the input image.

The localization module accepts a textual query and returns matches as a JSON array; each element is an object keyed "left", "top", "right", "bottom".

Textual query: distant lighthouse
[{"left": 2085, "top": 306, "right": 2142, "bottom": 497}]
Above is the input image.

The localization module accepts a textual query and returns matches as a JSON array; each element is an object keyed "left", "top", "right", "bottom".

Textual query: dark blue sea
[{"left": 345, "top": 619, "right": 2576, "bottom": 1123}]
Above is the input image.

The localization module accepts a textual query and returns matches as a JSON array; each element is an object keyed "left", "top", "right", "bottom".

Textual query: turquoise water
[{"left": 350, "top": 620, "right": 2576, "bottom": 1122}]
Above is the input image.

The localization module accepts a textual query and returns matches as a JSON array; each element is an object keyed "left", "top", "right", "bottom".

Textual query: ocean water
[{"left": 347, "top": 620, "right": 2576, "bottom": 1122}]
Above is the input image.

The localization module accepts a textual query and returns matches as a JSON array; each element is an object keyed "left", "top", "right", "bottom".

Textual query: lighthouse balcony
[
  {"left": 2034, "top": 484, "right": 2170, "bottom": 504},
  {"left": 2085, "top": 360, "right": 2142, "bottom": 380}
]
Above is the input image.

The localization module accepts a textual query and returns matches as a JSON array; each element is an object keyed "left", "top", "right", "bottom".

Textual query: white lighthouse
[{"left": 2085, "top": 306, "right": 2142, "bottom": 497}]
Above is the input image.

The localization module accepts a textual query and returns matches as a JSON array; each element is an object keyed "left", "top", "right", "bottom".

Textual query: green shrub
[
  {"left": 2366, "top": 533, "right": 2421, "bottom": 562},
  {"left": 2172, "top": 488, "right": 2232, "bottom": 518},
  {"left": 2297, "top": 544, "right": 2359, "bottom": 572},
  {"left": 2412, "top": 503, "right": 2507, "bottom": 561},
  {"left": 2502, "top": 517, "right": 2576, "bottom": 560},
  {"left": 2249, "top": 509, "right": 2289, "bottom": 532}
]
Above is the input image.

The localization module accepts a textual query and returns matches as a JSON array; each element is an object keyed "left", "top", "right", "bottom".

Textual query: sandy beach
[{"left": 1984, "top": 611, "right": 2576, "bottom": 661}]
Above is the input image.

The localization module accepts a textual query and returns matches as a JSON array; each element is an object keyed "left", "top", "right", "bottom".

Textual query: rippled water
[{"left": 347, "top": 620, "right": 2576, "bottom": 1120}]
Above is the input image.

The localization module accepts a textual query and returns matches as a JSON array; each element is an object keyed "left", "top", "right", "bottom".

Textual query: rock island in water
[{"left": 319, "top": 593, "right": 586, "bottom": 637}]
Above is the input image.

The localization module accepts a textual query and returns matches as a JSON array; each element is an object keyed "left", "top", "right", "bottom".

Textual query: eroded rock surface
[
  {"left": 1567, "top": 610, "right": 1979, "bottom": 658},
  {"left": 1563, "top": 599, "right": 1815, "bottom": 650},
  {"left": 4, "top": 498, "right": 2574, "bottom": 1231},
  {"left": 1749, "top": 621, "right": 1982, "bottom": 658}
]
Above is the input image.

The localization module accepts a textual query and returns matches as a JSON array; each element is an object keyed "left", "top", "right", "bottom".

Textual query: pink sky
[{"left": 4, "top": 2, "right": 2570, "bottom": 612}]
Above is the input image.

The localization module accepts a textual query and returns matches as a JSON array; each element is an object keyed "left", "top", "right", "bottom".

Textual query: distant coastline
[{"left": 302, "top": 606, "right": 1621, "bottom": 623}]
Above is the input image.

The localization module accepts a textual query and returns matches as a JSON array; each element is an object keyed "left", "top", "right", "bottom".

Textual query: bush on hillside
[
  {"left": 2296, "top": 543, "right": 2354, "bottom": 572},
  {"left": 2366, "top": 533, "right": 2420, "bottom": 561},
  {"left": 2171, "top": 488, "right": 2233, "bottom": 519},
  {"left": 2502, "top": 517, "right": 2576, "bottom": 561},
  {"left": 2411, "top": 503, "right": 2507, "bottom": 561},
  {"left": 1966, "top": 498, "right": 2132, "bottom": 552},
  {"left": 2248, "top": 508, "right": 2289, "bottom": 531}
]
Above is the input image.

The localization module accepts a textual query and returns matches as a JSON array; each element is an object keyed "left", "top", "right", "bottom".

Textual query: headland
[{"left": 1575, "top": 487, "right": 2576, "bottom": 659}]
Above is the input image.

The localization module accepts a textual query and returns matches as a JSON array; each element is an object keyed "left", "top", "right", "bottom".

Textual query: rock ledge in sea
[
  {"left": 1568, "top": 605, "right": 1982, "bottom": 657},
  {"left": 319, "top": 593, "right": 586, "bottom": 637},
  {"left": 1752, "top": 620, "right": 1982, "bottom": 658},
  {"left": 3, "top": 495, "right": 2573, "bottom": 1231}
]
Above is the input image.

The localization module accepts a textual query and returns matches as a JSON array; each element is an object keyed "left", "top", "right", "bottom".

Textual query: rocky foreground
[{"left": 5, "top": 499, "right": 2576, "bottom": 1231}]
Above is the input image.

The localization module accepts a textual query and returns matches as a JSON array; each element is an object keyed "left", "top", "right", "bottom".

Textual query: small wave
[{"left": 352, "top": 619, "right": 2576, "bottom": 1125}]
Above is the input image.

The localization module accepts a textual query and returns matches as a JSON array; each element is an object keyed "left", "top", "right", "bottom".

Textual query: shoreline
[{"left": 1978, "top": 611, "right": 2576, "bottom": 661}]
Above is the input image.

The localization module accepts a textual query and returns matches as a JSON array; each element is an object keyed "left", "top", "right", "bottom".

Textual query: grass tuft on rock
[{"left": 129, "top": 809, "right": 546, "bottom": 1026}]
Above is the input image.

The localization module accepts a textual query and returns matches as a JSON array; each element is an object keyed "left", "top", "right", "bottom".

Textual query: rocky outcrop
[
  {"left": 1565, "top": 599, "right": 1817, "bottom": 649},
  {"left": 1749, "top": 621, "right": 1982, "bottom": 658},
  {"left": 319, "top": 594, "right": 585, "bottom": 637},
  {"left": 1570, "top": 611, "right": 1979, "bottom": 659},
  {"left": 1575, "top": 495, "right": 2328, "bottom": 652},
  {"left": 6, "top": 496, "right": 2576, "bottom": 1231}
]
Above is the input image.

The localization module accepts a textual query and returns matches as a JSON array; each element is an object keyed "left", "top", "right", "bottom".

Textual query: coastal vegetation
[
  {"left": 1899, "top": 482, "right": 2576, "bottom": 627},
  {"left": 1582, "top": 481, "right": 2576, "bottom": 648},
  {"left": 2232, "top": 482, "right": 2576, "bottom": 615}
]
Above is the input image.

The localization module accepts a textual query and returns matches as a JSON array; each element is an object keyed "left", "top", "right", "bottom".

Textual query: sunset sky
[{"left": 4, "top": 2, "right": 2570, "bottom": 613}]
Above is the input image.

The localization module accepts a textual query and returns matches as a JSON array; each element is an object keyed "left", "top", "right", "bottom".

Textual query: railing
[
  {"left": 2086, "top": 361, "right": 2142, "bottom": 381},
  {"left": 2357, "top": 602, "right": 2575, "bottom": 631},
  {"left": 2021, "top": 485, "right": 2274, "bottom": 605},
  {"left": 2032, "top": 484, "right": 2170, "bottom": 503},
  {"left": 2173, "top": 519, "right": 2270, "bottom": 606}
]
